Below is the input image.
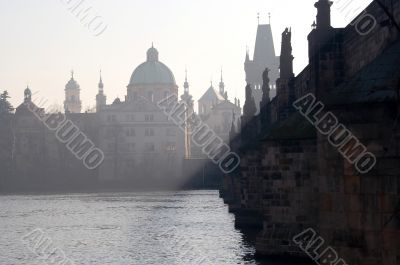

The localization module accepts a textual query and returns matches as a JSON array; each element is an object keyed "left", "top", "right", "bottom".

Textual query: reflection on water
[{"left": 0, "top": 191, "right": 303, "bottom": 265}]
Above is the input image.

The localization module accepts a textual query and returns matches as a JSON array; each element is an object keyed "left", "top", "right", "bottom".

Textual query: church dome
[
  {"left": 65, "top": 72, "right": 80, "bottom": 90},
  {"left": 129, "top": 46, "right": 176, "bottom": 86}
]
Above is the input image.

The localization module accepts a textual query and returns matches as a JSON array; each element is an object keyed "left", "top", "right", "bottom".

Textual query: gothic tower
[
  {"left": 64, "top": 71, "right": 82, "bottom": 113},
  {"left": 96, "top": 71, "right": 107, "bottom": 112},
  {"left": 245, "top": 16, "right": 280, "bottom": 114}
]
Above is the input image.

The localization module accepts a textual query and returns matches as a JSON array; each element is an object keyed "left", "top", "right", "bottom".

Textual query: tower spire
[
  {"left": 268, "top": 12, "right": 271, "bottom": 24},
  {"left": 64, "top": 71, "right": 81, "bottom": 113},
  {"left": 219, "top": 68, "right": 225, "bottom": 96},
  {"left": 98, "top": 70, "right": 104, "bottom": 91},
  {"left": 184, "top": 67, "right": 189, "bottom": 94}
]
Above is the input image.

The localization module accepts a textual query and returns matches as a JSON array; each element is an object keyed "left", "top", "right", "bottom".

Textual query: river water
[{"left": 0, "top": 190, "right": 299, "bottom": 265}]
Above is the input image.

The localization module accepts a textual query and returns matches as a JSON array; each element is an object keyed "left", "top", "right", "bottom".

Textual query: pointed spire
[
  {"left": 268, "top": 12, "right": 271, "bottom": 24},
  {"left": 257, "top": 13, "right": 260, "bottom": 25},
  {"left": 71, "top": 70, "right": 74, "bottom": 79},
  {"left": 96, "top": 70, "right": 107, "bottom": 111},
  {"left": 98, "top": 70, "right": 104, "bottom": 91},
  {"left": 183, "top": 67, "right": 189, "bottom": 94},
  {"left": 219, "top": 68, "right": 225, "bottom": 96}
]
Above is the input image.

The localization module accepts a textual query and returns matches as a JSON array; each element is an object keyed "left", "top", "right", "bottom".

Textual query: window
[
  {"left": 145, "top": 128, "right": 155, "bottom": 137},
  {"left": 133, "top": 92, "right": 138, "bottom": 101},
  {"left": 144, "top": 143, "right": 155, "bottom": 152},
  {"left": 145, "top": 114, "right": 154, "bottom": 122},
  {"left": 126, "top": 128, "right": 135, "bottom": 137},
  {"left": 107, "top": 115, "right": 116, "bottom": 122},
  {"left": 126, "top": 114, "right": 135, "bottom": 121}
]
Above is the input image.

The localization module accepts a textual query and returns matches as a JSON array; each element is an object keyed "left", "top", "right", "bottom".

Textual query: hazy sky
[{"left": 0, "top": 0, "right": 372, "bottom": 110}]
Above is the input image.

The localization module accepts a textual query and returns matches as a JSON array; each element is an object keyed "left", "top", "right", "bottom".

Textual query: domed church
[
  {"left": 96, "top": 46, "right": 185, "bottom": 185},
  {"left": 127, "top": 45, "right": 178, "bottom": 103}
]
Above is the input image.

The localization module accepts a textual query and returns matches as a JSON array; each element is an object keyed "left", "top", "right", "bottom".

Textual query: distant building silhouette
[
  {"left": 64, "top": 71, "right": 82, "bottom": 113},
  {"left": 197, "top": 71, "right": 241, "bottom": 146},
  {"left": 245, "top": 21, "right": 279, "bottom": 114},
  {"left": 97, "top": 46, "right": 184, "bottom": 183},
  {"left": 96, "top": 71, "right": 106, "bottom": 112}
]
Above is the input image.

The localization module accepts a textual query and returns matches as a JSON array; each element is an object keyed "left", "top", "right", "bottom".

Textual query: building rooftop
[{"left": 129, "top": 46, "right": 176, "bottom": 86}]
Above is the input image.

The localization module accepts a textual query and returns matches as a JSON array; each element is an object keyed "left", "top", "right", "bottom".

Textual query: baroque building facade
[
  {"left": 96, "top": 46, "right": 185, "bottom": 186},
  {"left": 4, "top": 45, "right": 241, "bottom": 190}
]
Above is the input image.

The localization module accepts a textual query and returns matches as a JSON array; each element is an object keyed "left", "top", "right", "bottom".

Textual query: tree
[
  {"left": 0, "top": 90, "right": 14, "bottom": 190},
  {"left": 0, "top": 91, "right": 14, "bottom": 114},
  {"left": 84, "top": 105, "right": 96, "bottom": 113},
  {"left": 47, "top": 103, "right": 63, "bottom": 113}
]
